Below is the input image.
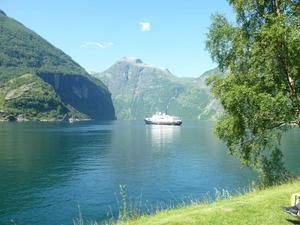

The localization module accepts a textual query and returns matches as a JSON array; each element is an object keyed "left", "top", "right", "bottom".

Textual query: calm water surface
[{"left": 0, "top": 121, "right": 299, "bottom": 225}]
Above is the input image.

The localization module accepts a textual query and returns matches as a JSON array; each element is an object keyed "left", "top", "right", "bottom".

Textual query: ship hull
[{"left": 144, "top": 119, "right": 182, "bottom": 126}]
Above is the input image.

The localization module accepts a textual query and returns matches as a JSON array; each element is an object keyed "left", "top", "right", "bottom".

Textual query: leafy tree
[{"left": 206, "top": 0, "right": 300, "bottom": 186}]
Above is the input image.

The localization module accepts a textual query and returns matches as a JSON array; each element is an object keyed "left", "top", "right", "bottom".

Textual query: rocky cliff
[{"left": 38, "top": 73, "right": 115, "bottom": 120}]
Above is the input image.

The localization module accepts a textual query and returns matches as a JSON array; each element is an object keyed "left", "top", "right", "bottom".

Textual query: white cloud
[
  {"left": 139, "top": 22, "right": 151, "bottom": 32},
  {"left": 81, "top": 41, "right": 114, "bottom": 48}
]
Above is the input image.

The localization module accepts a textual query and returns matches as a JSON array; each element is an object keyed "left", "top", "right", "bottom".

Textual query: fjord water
[{"left": 0, "top": 121, "right": 299, "bottom": 225}]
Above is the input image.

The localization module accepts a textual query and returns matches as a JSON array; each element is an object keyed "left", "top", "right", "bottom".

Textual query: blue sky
[{"left": 1, "top": 0, "right": 234, "bottom": 77}]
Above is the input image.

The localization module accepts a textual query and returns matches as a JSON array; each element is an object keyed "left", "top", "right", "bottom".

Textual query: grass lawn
[{"left": 116, "top": 180, "right": 300, "bottom": 225}]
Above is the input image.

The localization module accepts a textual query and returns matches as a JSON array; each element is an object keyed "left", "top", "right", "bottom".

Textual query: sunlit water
[{"left": 0, "top": 121, "right": 299, "bottom": 225}]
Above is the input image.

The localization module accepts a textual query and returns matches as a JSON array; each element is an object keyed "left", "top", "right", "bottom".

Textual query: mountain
[
  {"left": 93, "top": 57, "right": 223, "bottom": 120},
  {"left": 0, "top": 10, "right": 115, "bottom": 121}
]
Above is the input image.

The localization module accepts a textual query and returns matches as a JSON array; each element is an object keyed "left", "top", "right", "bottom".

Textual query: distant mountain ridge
[
  {"left": 0, "top": 10, "right": 115, "bottom": 121},
  {"left": 93, "top": 57, "right": 223, "bottom": 120},
  {"left": 0, "top": 9, "right": 6, "bottom": 16}
]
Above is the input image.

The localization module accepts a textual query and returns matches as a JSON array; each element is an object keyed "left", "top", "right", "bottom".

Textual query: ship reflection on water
[{"left": 146, "top": 125, "right": 181, "bottom": 150}]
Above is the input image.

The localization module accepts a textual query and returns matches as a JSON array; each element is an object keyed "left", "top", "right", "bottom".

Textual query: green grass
[{"left": 114, "top": 180, "right": 300, "bottom": 225}]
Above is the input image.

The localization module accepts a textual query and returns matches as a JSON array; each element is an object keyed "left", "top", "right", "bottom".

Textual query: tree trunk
[{"left": 274, "top": 0, "right": 282, "bottom": 16}]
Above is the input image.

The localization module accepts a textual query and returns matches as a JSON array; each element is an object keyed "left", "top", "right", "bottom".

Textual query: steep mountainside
[
  {"left": 0, "top": 10, "right": 115, "bottom": 121},
  {"left": 93, "top": 58, "right": 223, "bottom": 120}
]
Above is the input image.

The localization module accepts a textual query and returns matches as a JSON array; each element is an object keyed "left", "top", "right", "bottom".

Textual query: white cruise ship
[{"left": 144, "top": 112, "right": 182, "bottom": 126}]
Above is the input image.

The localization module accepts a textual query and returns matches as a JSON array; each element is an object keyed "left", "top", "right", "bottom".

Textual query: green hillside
[
  {"left": 0, "top": 10, "right": 115, "bottom": 121},
  {"left": 93, "top": 58, "right": 223, "bottom": 120}
]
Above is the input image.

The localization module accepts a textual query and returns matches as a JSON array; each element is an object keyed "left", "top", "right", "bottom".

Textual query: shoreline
[{"left": 0, "top": 117, "right": 92, "bottom": 123}]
